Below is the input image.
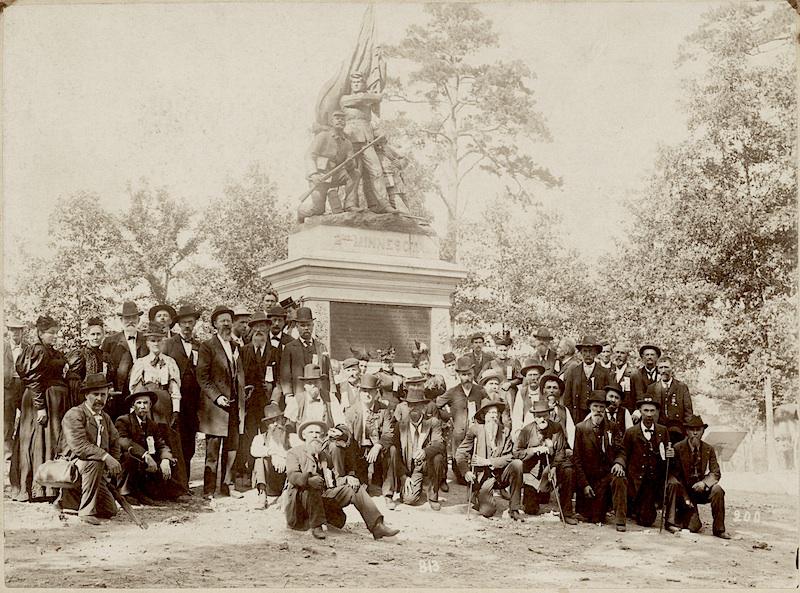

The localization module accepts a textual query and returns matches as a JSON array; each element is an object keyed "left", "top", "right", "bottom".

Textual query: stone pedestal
[{"left": 259, "top": 221, "right": 466, "bottom": 375}]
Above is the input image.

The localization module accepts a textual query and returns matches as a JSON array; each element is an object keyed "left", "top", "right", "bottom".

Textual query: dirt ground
[{"left": 3, "top": 460, "right": 798, "bottom": 589}]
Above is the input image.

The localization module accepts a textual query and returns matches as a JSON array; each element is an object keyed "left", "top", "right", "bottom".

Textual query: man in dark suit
[
  {"left": 611, "top": 342, "right": 637, "bottom": 414},
  {"left": 555, "top": 338, "right": 580, "bottom": 380},
  {"left": 284, "top": 420, "right": 400, "bottom": 540},
  {"left": 373, "top": 346, "right": 406, "bottom": 411},
  {"left": 467, "top": 333, "right": 494, "bottom": 379},
  {"left": 266, "top": 305, "right": 292, "bottom": 408},
  {"left": 456, "top": 399, "right": 523, "bottom": 520},
  {"left": 161, "top": 305, "right": 202, "bottom": 486},
  {"left": 563, "top": 336, "right": 612, "bottom": 423},
  {"left": 631, "top": 344, "right": 661, "bottom": 409},
  {"left": 57, "top": 373, "right": 123, "bottom": 525},
  {"left": 610, "top": 395, "right": 671, "bottom": 532},
  {"left": 571, "top": 391, "right": 625, "bottom": 525},
  {"left": 664, "top": 415, "right": 730, "bottom": 538},
  {"left": 4, "top": 318, "right": 26, "bottom": 463},
  {"left": 102, "top": 301, "right": 148, "bottom": 420},
  {"left": 646, "top": 356, "right": 693, "bottom": 444},
  {"left": 436, "top": 356, "right": 487, "bottom": 485},
  {"left": 280, "top": 307, "right": 332, "bottom": 414},
  {"left": 530, "top": 327, "right": 557, "bottom": 374},
  {"left": 115, "top": 387, "right": 183, "bottom": 505},
  {"left": 148, "top": 304, "right": 177, "bottom": 339},
  {"left": 197, "top": 305, "right": 246, "bottom": 499}
]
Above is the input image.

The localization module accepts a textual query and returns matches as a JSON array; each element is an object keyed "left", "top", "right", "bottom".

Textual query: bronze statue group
[{"left": 3, "top": 299, "right": 730, "bottom": 542}]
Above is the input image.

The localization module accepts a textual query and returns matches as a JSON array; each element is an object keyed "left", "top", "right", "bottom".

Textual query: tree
[{"left": 386, "top": 4, "right": 561, "bottom": 260}]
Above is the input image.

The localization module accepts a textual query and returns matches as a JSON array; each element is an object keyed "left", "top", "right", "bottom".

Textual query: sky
[{"left": 2, "top": 1, "right": 720, "bottom": 278}]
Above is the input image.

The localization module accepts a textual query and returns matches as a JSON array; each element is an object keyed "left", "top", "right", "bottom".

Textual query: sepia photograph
[{"left": 1, "top": 0, "right": 797, "bottom": 588}]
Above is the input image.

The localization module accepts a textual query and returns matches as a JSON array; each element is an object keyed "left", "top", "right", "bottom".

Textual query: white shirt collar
[
  {"left": 641, "top": 422, "right": 654, "bottom": 439},
  {"left": 662, "top": 378, "right": 673, "bottom": 389}
]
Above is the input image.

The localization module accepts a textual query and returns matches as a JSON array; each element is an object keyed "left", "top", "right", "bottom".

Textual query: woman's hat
[
  {"left": 148, "top": 304, "right": 176, "bottom": 322},
  {"left": 35, "top": 315, "right": 59, "bottom": 332},
  {"left": 144, "top": 322, "right": 167, "bottom": 339}
]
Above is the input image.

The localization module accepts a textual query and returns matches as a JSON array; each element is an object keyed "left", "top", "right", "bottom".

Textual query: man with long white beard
[
  {"left": 513, "top": 400, "right": 577, "bottom": 523},
  {"left": 250, "top": 403, "right": 290, "bottom": 509},
  {"left": 664, "top": 415, "right": 730, "bottom": 539}
]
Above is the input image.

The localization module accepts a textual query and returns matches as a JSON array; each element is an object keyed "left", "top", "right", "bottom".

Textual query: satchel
[{"left": 34, "top": 458, "right": 79, "bottom": 489}]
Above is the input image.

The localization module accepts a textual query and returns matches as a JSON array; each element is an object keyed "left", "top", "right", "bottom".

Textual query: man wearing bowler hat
[
  {"left": 280, "top": 307, "right": 332, "bottom": 417},
  {"left": 162, "top": 304, "right": 202, "bottom": 485},
  {"left": 610, "top": 395, "right": 672, "bottom": 532},
  {"left": 284, "top": 419, "right": 400, "bottom": 540},
  {"left": 149, "top": 304, "right": 177, "bottom": 338},
  {"left": 563, "top": 335, "right": 612, "bottom": 423},
  {"left": 631, "top": 344, "right": 662, "bottom": 406},
  {"left": 265, "top": 304, "right": 291, "bottom": 408},
  {"left": 115, "top": 386, "right": 183, "bottom": 505},
  {"left": 250, "top": 403, "right": 290, "bottom": 509},
  {"left": 231, "top": 306, "right": 252, "bottom": 348},
  {"left": 646, "top": 356, "right": 693, "bottom": 444},
  {"left": 531, "top": 327, "right": 557, "bottom": 374},
  {"left": 664, "top": 415, "right": 730, "bottom": 539},
  {"left": 102, "top": 301, "right": 148, "bottom": 419},
  {"left": 394, "top": 376, "right": 446, "bottom": 511},
  {"left": 436, "top": 355, "right": 487, "bottom": 485},
  {"left": 587, "top": 383, "right": 633, "bottom": 443},
  {"left": 57, "top": 373, "right": 123, "bottom": 524},
  {"left": 456, "top": 399, "right": 523, "bottom": 520},
  {"left": 373, "top": 346, "right": 405, "bottom": 412},
  {"left": 197, "top": 305, "right": 246, "bottom": 499},
  {"left": 292, "top": 364, "right": 333, "bottom": 438}
]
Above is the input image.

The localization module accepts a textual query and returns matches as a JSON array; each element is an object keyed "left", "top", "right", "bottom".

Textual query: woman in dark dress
[{"left": 13, "top": 315, "right": 69, "bottom": 501}]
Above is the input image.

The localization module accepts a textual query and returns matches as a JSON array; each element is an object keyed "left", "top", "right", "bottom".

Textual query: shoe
[
  {"left": 218, "top": 483, "right": 230, "bottom": 497},
  {"left": 509, "top": 510, "right": 525, "bottom": 522},
  {"left": 79, "top": 516, "right": 103, "bottom": 525},
  {"left": 124, "top": 495, "right": 142, "bottom": 506},
  {"left": 440, "top": 481, "right": 449, "bottom": 493},
  {"left": 137, "top": 494, "right": 164, "bottom": 506},
  {"left": 256, "top": 491, "right": 267, "bottom": 509},
  {"left": 372, "top": 518, "right": 400, "bottom": 540},
  {"left": 616, "top": 524, "right": 627, "bottom": 532},
  {"left": 429, "top": 500, "right": 441, "bottom": 511},
  {"left": 227, "top": 485, "right": 244, "bottom": 499},
  {"left": 666, "top": 524, "right": 680, "bottom": 534},
  {"left": 563, "top": 515, "right": 578, "bottom": 525},
  {"left": 312, "top": 526, "right": 326, "bottom": 540},
  {"left": 174, "top": 494, "right": 192, "bottom": 504},
  {"left": 385, "top": 497, "right": 397, "bottom": 510},
  {"left": 714, "top": 531, "right": 731, "bottom": 540}
]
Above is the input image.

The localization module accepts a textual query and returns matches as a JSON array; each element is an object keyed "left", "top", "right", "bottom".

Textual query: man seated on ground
[
  {"left": 456, "top": 399, "right": 523, "bottom": 521},
  {"left": 250, "top": 403, "right": 290, "bottom": 510},
  {"left": 513, "top": 400, "right": 577, "bottom": 523},
  {"left": 57, "top": 373, "right": 123, "bottom": 525},
  {"left": 664, "top": 414, "right": 730, "bottom": 539},
  {"left": 284, "top": 419, "right": 400, "bottom": 540}
]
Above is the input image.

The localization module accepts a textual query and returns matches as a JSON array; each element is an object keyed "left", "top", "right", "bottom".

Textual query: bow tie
[
  {"left": 127, "top": 335, "right": 136, "bottom": 341},
  {"left": 643, "top": 427, "right": 654, "bottom": 434}
]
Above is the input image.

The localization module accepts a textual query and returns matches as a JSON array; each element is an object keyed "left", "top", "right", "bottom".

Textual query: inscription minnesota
[
  {"left": 329, "top": 301, "right": 431, "bottom": 362},
  {"left": 332, "top": 231, "right": 426, "bottom": 258}
]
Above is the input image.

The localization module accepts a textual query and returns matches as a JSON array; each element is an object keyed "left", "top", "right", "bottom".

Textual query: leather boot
[{"left": 371, "top": 518, "right": 400, "bottom": 540}]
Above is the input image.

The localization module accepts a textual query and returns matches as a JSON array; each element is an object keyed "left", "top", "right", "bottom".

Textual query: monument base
[{"left": 259, "top": 222, "right": 466, "bottom": 374}]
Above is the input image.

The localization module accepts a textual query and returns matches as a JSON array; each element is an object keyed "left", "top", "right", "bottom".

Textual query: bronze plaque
[{"left": 329, "top": 302, "right": 431, "bottom": 363}]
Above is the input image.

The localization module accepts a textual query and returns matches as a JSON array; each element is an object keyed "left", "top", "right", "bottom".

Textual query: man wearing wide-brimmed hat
[
  {"left": 115, "top": 386, "right": 184, "bottom": 506},
  {"left": 58, "top": 373, "right": 123, "bottom": 525},
  {"left": 479, "top": 368, "right": 512, "bottom": 428},
  {"left": 531, "top": 327, "right": 557, "bottom": 374},
  {"left": 510, "top": 359, "right": 546, "bottom": 439},
  {"left": 563, "top": 335, "right": 612, "bottom": 423},
  {"left": 280, "top": 307, "right": 332, "bottom": 412},
  {"left": 250, "top": 403, "right": 290, "bottom": 509},
  {"left": 456, "top": 398, "right": 523, "bottom": 520},
  {"left": 4, "top": 317, "right": 27, "bottom": 460},
  {"left": 513, "top": 399, "right": 577, "bottom": 523},
  {"left": 102, "top": 301, "right": 148, "bottom": 419},
  {"left": 162, "top": 304, "right": 202, "bottom": 483},
  {"left": 664, "top": 414, "right": 730, "bottom": 539},
  {"left": 148, "top": 304, "right": 177, "bottom": 338},
  {"left": 610, "top": 395, "right": 671, "bottom": 532},
  {"left": 436, "top": 355, "right": 487, "bottom": 485},
  {"left": 197, "top": 305, "right": 246, "bottom": 499},
  {"left": 284, "top": 418, "right": 400, "bottom": 540},
  {"left": 631, "top": 343, "right": 662, "bottom": 405}
]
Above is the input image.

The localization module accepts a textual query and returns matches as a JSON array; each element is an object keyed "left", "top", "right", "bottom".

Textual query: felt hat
[
  {"left": 279, "top": 297, "right": 297, "bottom": 310},
  {"left": 342, "top": 357, "right": 359, "bottom": 370},
  {"left": 520, "top": 357, "right": 546, "bottom": 376},
  {"left": 299, "top": 364, "right": 326, "bottom": 382},
  {"left": 261, "top": 403, "right": 284, "bottom": 424},
  {"left": 474, "top": 398, "right": 506, "bottom": 423},
  {"left": 267, "top": 305, "right": 287, "bottom": 318},
  {"left": 295, "top": 307, "right": 314, "bottom": 322},
  {"left": 144, "top": 322, "right": 167, "bottom": 339},
  {"left": 126, "top": 385, "right": 158, "bottom": 407},
  {"left": 297, "top": 420, "right": 329, "bottom": 441},
  {"left": 603, "top": 383, "right": 624, "bottom": 399},
  {"left": 468, "top": 332, "right": 485, "bottom": 343},
  {"left": 455, "top": 356, "right": 474, "bottom": 373},
  {"left": 685, "top": 415, "right": 708, "bottom": 429},
  {"left": 175, "top": 305, "right": 201, "bottom": 321},
  {"left": 479, "top": 368, "right": 504, "bottom": 386},
  {"left": 636, "top": 395, "right": 661, "bottom": 410},
  {"left": 210, "top": 305, "right": 235, "bottom": 326},
  {"left": 5, "top": 318, "right": 25, "bottom": 329},
  {"left": 531, "top": 400, "right": 550, "bottom": 414},
  {"left": 495, "top": 334, "right": 513, "bottom": 347},
  {"left": 148, "top": 304, "right": 176, "bottom": 322},
  {"left": 360, "top": 373, "right": 381, "bottom": 391},
  {"left": 538, "top": 373, "right": 564, "bottom": 394},
  {"left": 248, "top": 311, "right": 271, "bottom": 327},
  {"left": 576, "top": 335, "right": 603, "bottom": 353},
  {"left": 35, "top": 315, "right": 59, "bottom": 332},
  {"left": 404, "top": 378, "right": 428, "bottom": 404},
  {"left": 80, "top": 373, "right": 113, "bottom": 393},
  {"left": 639, "top": 344, "right": 662, "bottom": 358},
  {"left": 587, "top": 390, "right": 609, "bottom": 406},
  {"left": 232, "top": 306, "right": 252, "bottom": 319},
  {"left": 534, "top": 327, "right": 554, "bottom": 341},
  {"left": 119, "top": 301, "right": 143, "bottom": 317},
  {"left": 442, "top": 352, "right": 456, "bottom": 364}
]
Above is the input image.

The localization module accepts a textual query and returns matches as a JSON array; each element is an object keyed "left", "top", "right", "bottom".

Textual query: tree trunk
[{"left": 764, "top": 372, "right": 777, "bottom": 471}]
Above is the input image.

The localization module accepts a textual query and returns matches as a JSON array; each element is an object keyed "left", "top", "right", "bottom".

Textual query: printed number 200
[{"left": 419, "top": 560, "right": 440, "bottom": 573}]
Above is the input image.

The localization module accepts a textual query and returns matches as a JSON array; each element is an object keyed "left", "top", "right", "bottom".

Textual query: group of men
[{"left": 4, "top": 305, "right": 729, "bottom": 541}]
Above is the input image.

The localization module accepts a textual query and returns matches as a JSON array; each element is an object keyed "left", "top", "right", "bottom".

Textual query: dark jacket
[
  {"left": 16, "top": 341, "right": 67, "bottom": 410},
  {"left": 562, "top": 363, "right": 612, "bottom": 421},
  {"left": 631, "top": 365, "right": 659, "bottom": 404},
  {"left": 436, "top": 382, "right": 486, "bottom": 438},
  {"left": 671, "top": 438, "right": 720, "bottom": 489},
  {"left": 102, "top": 332, "right": 147, "bottom": 418},
  {"left": 646, "top": 379, "right": 693, "bottom": 434},
  {"left": 284, "top": 444, "right": 334, "bottom": 530},
  {"left": 196, "top": 335, "right": 245, "bottom": 437},
  {"left": 115, "top": 412, "right": 173, "bottom": 461},
  {"left": 279, "top": 337, "right": 331, "bottom": 399},
  {"left": 571, "top": 416, "right": 621, "bottom": 490},
  {"left": 394, "top": 402, "right": 445, "bottom": 472},
  {"left": 241, "top": 341, "right": 278, "bottom": 413},
  {"left": 615, "top": 422, "right": 670, "bottom": 497},
  {"left": 161, "top": 334, "right": 201, "bottom": 429},
  {"left": 513, "top": 419, "right": 569, "bottom": 465},
  {"left": 344, "top": 398, "right": 395, "bottom": 450}
]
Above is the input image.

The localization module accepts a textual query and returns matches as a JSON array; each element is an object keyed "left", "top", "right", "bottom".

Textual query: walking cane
[
  {"left": 545, "top": 452, "right": 567, "bottom": 528},
  {"left": 659, "top": 442, "right": 672, "bottom": 534},
  {"left": 466, "top": 459, "right": 475, "bottom": 520},
  {"left": 107, "top": 480, "right": 148, "bottom": 530}
]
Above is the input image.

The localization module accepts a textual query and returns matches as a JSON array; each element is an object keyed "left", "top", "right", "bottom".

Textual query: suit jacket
[
  {"left": 615, "top": 422, "right": 670, "bottom": 497},
  {"left": 102, "top": 331, "right": 147, "bottom": 418},
  {"left": 115, "top": 412, "right": 173, "bottom": 461},
  {"left": 242, "top": 342, "right": 278, "bottom": 413},
  {"left": 646, "top": 379, "right": 693, "bottom": 433},
  {"left": 671, "top": 438, "right": 721, "bottom": 489},
  {"left": 455, "top": 420, "right": 513, "bottom": 478},
  {"left": 469, "top": 351, "right": 495, "bottom": 379},
  {"left": 267, "top": 331, "right": 293, "bottom": 383},
  {"left": 394, "top": 402, "right": 445, "bottom": 471},
  {"left": 285, "top": 444, "right": 335, "bottom": 530},
  {"left": 280, "top": 337, "right": 331, "bottom": 399},
  {"left": 436, "top": 383, "right": 486, "bottom": 437},
  {"left": 59, "top": 403, "right": 121, "bottom": 462},
  {"left": 196, "top": 335, "right": 245, "bottom": 437},
  {"left": 513, "top": 419, "right": 568, "bottom": 466},
  {"left": 373, "top": 369, "right": 406, "bottom": 410},
  {"left": 344, "top": 399, "right": 395, "bottom": 450},
  {"left": 3, "top": 339, "right": 25, "bottom": 387},
  {"left": 610, "top": 363, "right": 637, "bottom": 411},
  {"left": 161, "top": 334, "right": 201, "bottom": 429},
  {"left": 631, "top": 365, "right": 659, "bottom": 404},
  {"left": 481, "top": 357, "right": 521, "bottom": 381},
  {"left": 530, "top": 349, "right": 557, "bottom": 375},
  {"left": 563, "top": 363, "right": 611, "bottom": 421},
  {"left": 571, "top": 417, "right": 621, "bottom": 490},
  {"left": 556, "top": 354, "right": 581, "bottom": 380}
]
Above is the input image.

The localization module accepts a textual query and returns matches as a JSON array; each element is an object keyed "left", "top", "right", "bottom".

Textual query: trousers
[
  {"left": 60, "top": 460, "right": 118, "bottom": 518},
  {"left": 298, "top": 483, "right": 382, "bottom": 532},
  {"left": 471, "top": 460, "right": 523, "bottom": 517},
  {"left": 402, "top": 452, "right": 445, "bottom": 504},
  {"left": 665, "top": 478, "right": 726, "bottom": 534},
  {"left": 522, "top": 462, "right": 575, "bottom": 517},
  {"left": 575, "top": 473, "right": 628, "bottom": 524},
  {"left": 253, "top": 457, "right": 287, "bottom": 496}
]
